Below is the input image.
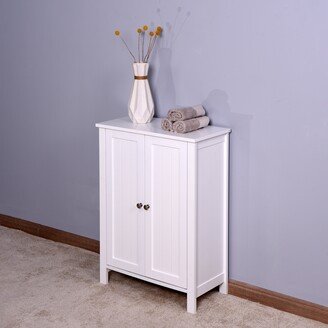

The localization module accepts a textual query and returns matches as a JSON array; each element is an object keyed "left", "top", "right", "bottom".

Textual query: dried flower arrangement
[{"left": 114, "top": 25, "right": 163, "bottom": 63}]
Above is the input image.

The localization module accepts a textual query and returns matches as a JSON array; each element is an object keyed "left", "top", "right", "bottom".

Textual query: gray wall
[{"left": 0, "top": 0, "right": 327, "bottom": 306}]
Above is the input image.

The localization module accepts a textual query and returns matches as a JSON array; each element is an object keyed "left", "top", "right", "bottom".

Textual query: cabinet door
[
  {"left": 145, "top": 136, "right": 187, "bottom": 288},
  {"left": 106, "top": 130, "right": 145, "bottom": 274}
]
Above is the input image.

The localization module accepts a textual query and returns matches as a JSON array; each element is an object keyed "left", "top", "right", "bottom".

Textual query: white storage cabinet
[{"left": 96, "top": 117, "right": 231, "bottom": 313}]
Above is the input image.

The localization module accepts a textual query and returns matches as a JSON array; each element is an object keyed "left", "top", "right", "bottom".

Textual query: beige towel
[
  {"left": 173, "top": 116, "right": 210, "bottom": 134},
  {"left": 168, "top": 105, "right": 205, "bottom": 122},
  {"left": 161, "top": 118, "right": 173, "bottom": 131}
]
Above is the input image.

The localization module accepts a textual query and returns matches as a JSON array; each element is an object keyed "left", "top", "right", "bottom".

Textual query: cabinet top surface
[{"left": 96, "top": 117, "right": 231, "bottom": 143}]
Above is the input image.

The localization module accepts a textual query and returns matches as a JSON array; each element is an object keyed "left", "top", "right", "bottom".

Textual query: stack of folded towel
[{"left": 161, "top": 105, "right": 210, "bottom": 134}]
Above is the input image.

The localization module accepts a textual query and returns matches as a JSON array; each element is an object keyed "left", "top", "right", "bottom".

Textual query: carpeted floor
[{"left": 0, "top": 226, "right": 325, "bottom": 328}]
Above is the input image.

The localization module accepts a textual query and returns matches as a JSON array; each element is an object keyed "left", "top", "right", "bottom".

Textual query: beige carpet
[{"left": 0, "top": 226, "right": 325, "bottom": 328}]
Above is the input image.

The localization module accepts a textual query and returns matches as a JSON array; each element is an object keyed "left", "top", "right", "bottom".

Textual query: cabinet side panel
[
  {"left": 99, "top": 128, "right": 108, "bottom": 284},
  {"left": 197, "top": 137, "right": 225, "bottom": 289}
]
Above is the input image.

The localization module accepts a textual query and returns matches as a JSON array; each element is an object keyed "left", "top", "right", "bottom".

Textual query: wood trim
[
  {"left": 0, "top": 213, "right": 326, "bottom": 323},
  {"left": 0, "top": 214, "right": 99, "bottom": 253},
  {"left": 229, "top": 279, "right": 328, "bottom": 324}
]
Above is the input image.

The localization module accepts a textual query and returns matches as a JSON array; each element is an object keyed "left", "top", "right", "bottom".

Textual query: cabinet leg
[
  {"left": 100, "top": 267, "right": 109, "bottom": 284},
  {"left": 220, "top": 281, "right": 228, "bottom": 294},
  {"left": 187, "top": 293, "right": 197, "bottom": 314}
]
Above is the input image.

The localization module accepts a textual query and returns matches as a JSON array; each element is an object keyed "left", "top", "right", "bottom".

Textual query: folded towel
[
  {"left": 161, "top": 118, "right": 173, "bottom": 131},
  {"left": 173, "top": 116, "right": 210, "bottom": 134},
  {"left": 168, "top": 105, "right": 205, "bottom": 122}
]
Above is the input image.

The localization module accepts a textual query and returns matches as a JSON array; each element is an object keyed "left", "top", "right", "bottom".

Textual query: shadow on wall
[
  {"left": 204, "top": 90, "right": 253, "bottom": 264},
  {"left": 154, "top": 48, "right": 176, "bottom": 114},
  {"left": 152, "top": 6, "right": 191, "bottom": 115}
]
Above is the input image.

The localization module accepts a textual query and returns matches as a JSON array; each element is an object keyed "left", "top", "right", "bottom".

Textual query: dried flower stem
[
  {"left": 119, "top": 36, "right": 136, "bottom": 62},
  {"left": 145, "top": 36, "right": 157, "bottom": 62},
  {"left": 141, "top": 33, "right": 145, "bottom": 62},
  {"left": 138, "top": 33, "right": 141, "bottom": 62},
  {"left": 143, "top": 35, "right": 154, "bottom": 62}
]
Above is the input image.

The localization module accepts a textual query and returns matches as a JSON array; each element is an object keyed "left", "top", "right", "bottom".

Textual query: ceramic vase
[{"left": 128, "top": 63, "right": 154, "bottom": 124}]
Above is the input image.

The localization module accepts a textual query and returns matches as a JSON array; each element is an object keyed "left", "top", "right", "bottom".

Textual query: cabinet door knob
[
  {"left": 143, "top": 204, "right": 150, "bottom": 211},
  {"left": 136, "top": 203, "right": 143, "bottom": 209}
]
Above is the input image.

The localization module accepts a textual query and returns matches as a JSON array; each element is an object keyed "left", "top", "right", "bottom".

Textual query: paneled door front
[
  {"left": 144, "top": 136, "right": 187, "bottom": 288},
  {"left": 106, "top": 130, "right": 145, "bottom": 274}
]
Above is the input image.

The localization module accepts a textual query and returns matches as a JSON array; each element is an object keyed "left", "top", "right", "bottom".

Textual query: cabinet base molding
[
  {"left": 1, "top": 214, "right": 326, "bottom": 323},
  {"left": 197, "top": 273, "right": 225, "bottom": 297},
  {"left": 106, "top": 265, "right": 187, "bottom": 293},
  {"left": 229, "top": 280, "right": 328, "bottom": 324}
]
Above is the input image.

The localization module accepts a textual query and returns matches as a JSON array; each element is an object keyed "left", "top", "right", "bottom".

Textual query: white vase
[{"left": 128, "top": 63, "right": 154, "bottom": 124}]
